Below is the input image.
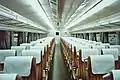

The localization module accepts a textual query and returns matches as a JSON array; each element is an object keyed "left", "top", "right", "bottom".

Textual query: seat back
[
  {"left": 110, "top": 45, "right": 120, "bottom": 55},
  {"left": 11, "top": 46, "right": 26, "bottom": 56},
  {"left": 102, "top": 49, "right": 119, "bottom": 60},
  {"left": 30, "top": 46, "right": 44, "bottom": 55},
  {"left": 80, "top": 49, "right": 99, "bottom": 62},
  {"left": 103, "top": 70, "right": 120, "bottom": 80},
  {"left": 101, "top": 43, "right": 110, "bottom": 48},
  {"left": 72, "top": 47, "right": 77, "bottom": 68},
  {"left": 78, "top": 49, "right": 99, "bottom": 79},
  {"left": 0, "top": 74, "right": 22, "bottom": 80},
  {"left": 22, "top": 50, "right": 42, "bottom": 80},
  {"left": 22, "top": 50, "right": 41, "bottom": 64},
  {"left": 30, "top": 41, "right": 37, "bottom": 46},
  {"left": 92, "top": 45, "right": 105, "bottom": 54},
  {"left": 102, "top": 49, "right": 119, "bottom": 69},
  {"left": 93, "top": 42, "right": 102, "bottom": 46},
  {"left": 20, "top": 43, "right": 31, "bottom": 50},
  {"left": 0, "top": 50, "right": 16, "bottom": 71},
  {"left": 4, "top": 56, "right": 36, "bottom": 80},
  {"left": 35, "top": 43, "right": 46, "bottom": 48},
  {"left": 73, "top": 45, "right": 90, "bottom": 52},
  {"left": 87, "top": 55, "right": 114, "bottom": 80},
  {"left": 0, "top": 50, "right": 16, "bottom": 63}
]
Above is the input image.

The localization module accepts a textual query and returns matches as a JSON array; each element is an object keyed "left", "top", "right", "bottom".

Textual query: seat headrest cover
[
  {"left": 22, "top": 50, "right": 41, "bottom": 63},
  {"left": 101, "top": 43, "right": 110, "bottom": 48},
  {"left": 112, "top": 70, "right": 120, "bottom": 80},
  {"left": 0, "top": 74, "right": 17, "bottom": 80},
  {"left": 11, "top": 46, "right": 26, "bottom": 56},
  {"left": 11, "top": 46, "right": 26, "bottom": 49},
  {"left": 30, "top": 41, "right": 37, "bottom": 46},
  {"left": 81, "top": 49, "right": 99, "bottom": 61},
  {"left": 93, "top": 42, "right": 102, "bottom": 45},
  {"left": 110, "top": 45, "right": 120, "bottom": 48},
  {"left": 4, "top": 56, "right": 33, "bottom": 76},
  {"left": 0, "top": 50, "right": 16, "bottom": 63},
  {"left": 110, "top": 45, "right": 120, "bottom": 55},
  {"left": 92, "top": 45, "right": 105, "bottom": 49},
  {"left": 91, "top": 55, "right": 114, "bottom": 74},
  {"left": 72, "top": 42, "right": 90, "bottom": 51},
  {"left": 75, "top": 46, "right": 90, "bottom": 52},
  {"left": 20, "top": 43, "right": 31, "bottom": 46},
  {"left": 35, "top": 43, "right": 47, "bottom": 47},
  {"left": 20, "top": 43, "right": 31, "bottom": 49},
  {"left": 30, "top": 46, "right": 44, "bottom": 56},
  {"left": 92, "top": 46, "right": 105, "bottom": 54},
  {"left": 102, "top": 49, "right": 119, "bottom": 60}
]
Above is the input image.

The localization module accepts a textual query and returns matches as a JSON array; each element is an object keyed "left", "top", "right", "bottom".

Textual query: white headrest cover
[
  {"left": 71, "top": 42, "right": 89, "bottom": 50},
  {"left": 43, "top": 42, "right": 51, "bottom": 47},
  {"left": 94, "top": 42, "right": 102, "bottom": 45},
  {"left": 110, "top": 45, "right": 120, "bottom": 55},
  {"left": 4, "top": 56, "right": 33, "bottom": 76},
  {"left": 75, "top": 46, "right": 90, "bottom": 52},
  {"left": 85, "top": 44, "right": 93, "bottom": 48},
  {"left": 22, "top": 50, "right": 41, "bottom": 64},
  {"left": 20, "top": 43, "right": 31, "bottom": 49},
  {"left": 92, "top": 46, "right": 105, "bottom": 54},
  {"left": 0, "top": 50, "right": 16, "bottom": 63},
  {"left": 81, "top": 49, "right": 99, "bottom": 61},
  {"left": 102, "top": 49, "right": 119, "bottom": 60},
  {"left": 20, "top": 43, "right": 31, "bottom": 46},
  {"left": 101, "top": 43, "right": 110, "bottom": 48},
  {"left": 92, "top": 45, "right": 105, "bottom": 49},
  {"left": 90, "top": 55, "right": 114, "bottom": 74},
  {"left": 0, "top": 74, "right": 17, "bottom": 80},
  {"left": 30, "top": 41, "right": 37, "bottom": 46},
  {"left": 110, "top": 45, "right": 120, "bottom": 48},
  {"left": 35, "top": 43, "right": 46, "bottom": 47},
  {"left": 112, "top": 70, "right": 120, "bottom": 80},
  {"left": 30, "top": 46, "right": 44, "bottom": 56},
  {"left": 11, "top": 46, "right": 26, "bottom": 56}
]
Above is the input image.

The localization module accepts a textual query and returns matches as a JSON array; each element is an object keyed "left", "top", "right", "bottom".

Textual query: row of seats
[
  {"left": 60, "top": 37, "right": 120, "bottom": 80},
  {"left": 0, "top": 37, "right": 55, "bottom": 80}
]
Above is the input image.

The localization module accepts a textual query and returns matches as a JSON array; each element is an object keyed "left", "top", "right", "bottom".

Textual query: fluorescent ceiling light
[
  {"left": 24, "top": 0, "right": 54, "bottom": 29},
  {"left": 65, "top": 0, "right": 118, "bottom": 30}
]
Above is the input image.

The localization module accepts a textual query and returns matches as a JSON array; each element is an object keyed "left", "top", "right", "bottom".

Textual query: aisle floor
[{"left": 52, "top": 44, "right": 69, "bottom": 80}]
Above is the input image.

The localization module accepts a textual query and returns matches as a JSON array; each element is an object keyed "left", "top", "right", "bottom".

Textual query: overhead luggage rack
[
  {"left": 72, "top": 12, "right": 120, "bottom": 33},
  {"left": 0, "top": 4, "right": 47, "bottom": 32},
  {"left": 0, "top": 15, "right": 25, "bottom": 26}
]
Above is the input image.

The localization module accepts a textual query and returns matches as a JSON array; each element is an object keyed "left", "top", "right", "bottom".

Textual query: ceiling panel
[
  {"left": 68, "top": 0, "right": 120, "bottom": 31},
  {"left": 0, "top": 0, "right": 53, "bottom": 30},
  {"left": 0, "top": 0, "right": 120, "bottom": 32}
]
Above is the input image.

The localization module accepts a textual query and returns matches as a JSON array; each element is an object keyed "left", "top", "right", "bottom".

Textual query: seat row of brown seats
[
  {"left": 0, "top": 37, "right": 55, "bottom": 80},
  {"left": 60, "top": 37, "right": 120, "bottom": 80}
]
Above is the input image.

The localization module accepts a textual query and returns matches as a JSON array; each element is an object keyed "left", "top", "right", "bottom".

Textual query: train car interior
[{"left": 0, "top": 0, "right": 120, "bottom": 80}]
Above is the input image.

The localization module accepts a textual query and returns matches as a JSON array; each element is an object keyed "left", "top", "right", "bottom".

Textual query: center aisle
[{"left": 52, "top": 43, "right": 69, "bottom": 80}]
